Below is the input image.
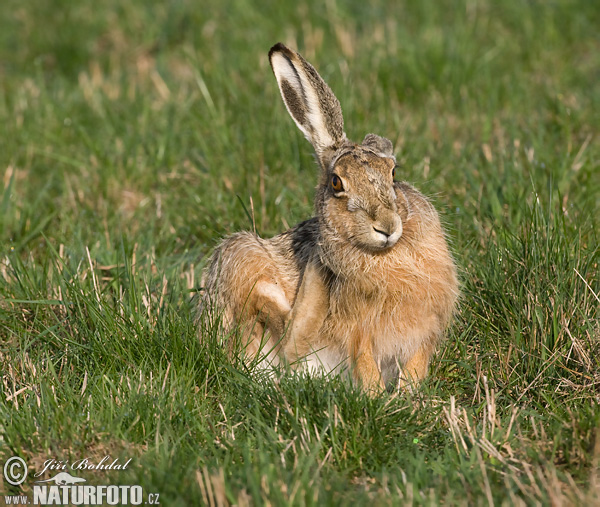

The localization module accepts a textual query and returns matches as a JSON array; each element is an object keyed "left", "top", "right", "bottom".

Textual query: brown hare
[{"left": 200, "top": 43, "right": 459, "bottom": 393}]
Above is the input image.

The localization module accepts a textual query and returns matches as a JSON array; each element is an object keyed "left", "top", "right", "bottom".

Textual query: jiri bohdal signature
[{"left": 34, "top": 456, "right": 132, "bottom": 478}]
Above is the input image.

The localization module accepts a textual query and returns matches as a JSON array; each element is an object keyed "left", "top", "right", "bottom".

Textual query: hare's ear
[
  {"left": 269, "top": 43, "right": 347, "bottom": 169},
  {"left": 362, "top": 134, "right": 395, "bottom": 161}
]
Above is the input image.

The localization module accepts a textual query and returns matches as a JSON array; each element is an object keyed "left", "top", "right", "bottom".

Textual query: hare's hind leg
[
  {"left": 239, "top": 281, "right": 292, "bottom": 367},
  {"left": 284, "top": 258, "right": 329, "bottom": 366},
  {"left": 250, "top": 279, "right": 292, "bottom": 343},
  {"left": 204, "top": 232, "right": 292, "bottom": 364}
]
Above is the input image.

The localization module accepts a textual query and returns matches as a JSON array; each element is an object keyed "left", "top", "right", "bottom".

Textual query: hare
[{"left": 200, "top": 43, "right": 459, "bottom": 393}]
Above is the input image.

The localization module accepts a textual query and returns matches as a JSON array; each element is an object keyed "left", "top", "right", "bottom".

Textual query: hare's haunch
[{"left": 200, "top": 43, "right": 459, "bottom": 393}]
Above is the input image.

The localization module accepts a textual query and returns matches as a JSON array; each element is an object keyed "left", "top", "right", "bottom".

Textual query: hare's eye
[
  {"left": 391, "top": 167, "right": 396, "bottom": 179},
  {"left": 331, "top": 174, "right": 343, "bottom": 192}
]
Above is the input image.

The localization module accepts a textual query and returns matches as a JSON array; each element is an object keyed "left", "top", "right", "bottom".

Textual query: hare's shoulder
[{"left": 271, "top": 218, "right": 319, "bottom": 264}]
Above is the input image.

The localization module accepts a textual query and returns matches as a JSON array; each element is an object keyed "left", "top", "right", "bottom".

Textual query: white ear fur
[{"left": 269, "top": 44, "right": 346, "bottom": 168}]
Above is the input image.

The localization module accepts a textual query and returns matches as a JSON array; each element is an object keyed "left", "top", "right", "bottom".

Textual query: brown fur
[{"left": 199, "top": 43, "right": 459, "bottom": 394}]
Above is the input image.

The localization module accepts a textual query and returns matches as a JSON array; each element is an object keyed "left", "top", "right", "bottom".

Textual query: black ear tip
[{"left": 269, "top": 42, "right": 293, "bottom": 60}]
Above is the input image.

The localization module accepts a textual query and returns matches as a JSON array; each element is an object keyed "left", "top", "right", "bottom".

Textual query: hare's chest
[{"left": 324, "top": 285, "right": 439, "bottom": 361}]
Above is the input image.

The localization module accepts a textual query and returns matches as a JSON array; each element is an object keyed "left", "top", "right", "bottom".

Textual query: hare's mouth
[
  {"left": 370, "top": 227, "right": 402, "bottom": 250},
  {"left": 364, "top": 215, "right": 403, "bottom": 251},
  {"left": 352, "top": 225, "right": 401, "bottom": 252}
]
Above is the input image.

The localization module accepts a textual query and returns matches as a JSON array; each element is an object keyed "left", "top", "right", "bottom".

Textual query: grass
[{"left": 1, "top": 0, "right": 599, "bottom": 504}]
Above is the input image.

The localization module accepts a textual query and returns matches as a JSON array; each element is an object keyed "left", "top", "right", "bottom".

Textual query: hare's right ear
[{"left": 269, "top": 43, "right": 347, "bottom": 170}]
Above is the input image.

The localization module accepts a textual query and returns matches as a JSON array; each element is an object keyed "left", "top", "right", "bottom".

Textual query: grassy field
[{"left": 1, "top": 0, "right": 599, "bottom": 504}]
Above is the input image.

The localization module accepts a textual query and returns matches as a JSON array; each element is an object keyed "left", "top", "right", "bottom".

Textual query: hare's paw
[
  {"left": 253, "top": 280, "right": 292, "bottom": 339},
  {"left": 353, "top": 354, "right": 386, "bottom": 397}
]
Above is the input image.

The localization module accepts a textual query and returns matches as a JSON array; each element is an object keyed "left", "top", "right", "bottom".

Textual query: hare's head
[{"left": 269, "top": 43, "right": 402, "bottom": 253}]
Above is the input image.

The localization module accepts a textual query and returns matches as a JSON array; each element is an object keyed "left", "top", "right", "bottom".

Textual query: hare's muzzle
[{"left": 371, "top": 215, "right": 402, "bottom": 250}]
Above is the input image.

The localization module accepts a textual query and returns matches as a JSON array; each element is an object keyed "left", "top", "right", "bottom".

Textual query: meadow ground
[{"left": 0, "top": 0, "right": 599, "bottom": 504}]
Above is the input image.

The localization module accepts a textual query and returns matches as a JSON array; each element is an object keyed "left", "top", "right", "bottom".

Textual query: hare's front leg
[
  {"left": 398, "top": 342, "right": 435, "bottom": 390},
  {"left": 283, "top": 258, "right": 329, "bottom": 365},
  {"left": 350, "top": 331, "right": 386, "bottom": 395}
]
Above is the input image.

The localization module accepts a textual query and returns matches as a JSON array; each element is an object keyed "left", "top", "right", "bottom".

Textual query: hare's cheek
[
  {"left": 324, "top": 199, "right": 351, "bottom": 231},
  {"left": 346, "top": 197, "right": 361, "bottom": 213},
  {"left": 350, "top": 216, "right": 380, "bottom": 248}
]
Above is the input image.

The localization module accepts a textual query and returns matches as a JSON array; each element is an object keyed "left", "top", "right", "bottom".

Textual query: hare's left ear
[
  {"left": 362, "top": 134, "right": 395, "bottom": 161},
  {"left": 269, "top": 43, "right": 347, "bottom": 170}
]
